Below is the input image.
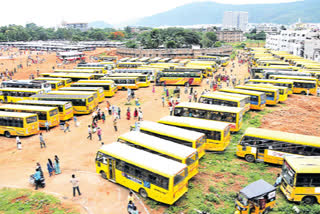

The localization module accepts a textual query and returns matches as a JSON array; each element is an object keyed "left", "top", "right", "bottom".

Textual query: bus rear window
[
  {"left": 27, "top": 116, "right": 38, "bottom": 124},
  {"left": 174, "top": 168, "right": 187, "bottom": 186},
  {"left": 88, "top": 97, "right": 94, "bottom": 103},
  {"left": 65, "top": 103, "right": 72, "bottom": 110}
]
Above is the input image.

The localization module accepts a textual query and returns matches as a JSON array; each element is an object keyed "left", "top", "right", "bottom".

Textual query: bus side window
[
  {"left": 311, "top": 175, "right": 320, "bottom": 187},
  {"left": 296, "top": 174, "right": 312, "bottom": 187}
]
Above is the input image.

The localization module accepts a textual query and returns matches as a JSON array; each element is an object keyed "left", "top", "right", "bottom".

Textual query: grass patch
[{"left": 0, "top": 188, "right": 79, "bottom": 214}]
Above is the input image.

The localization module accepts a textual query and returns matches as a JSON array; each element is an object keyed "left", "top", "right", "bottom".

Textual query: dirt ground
[{"left": 0, "top": 48, "right": 319, "bottom": 214}]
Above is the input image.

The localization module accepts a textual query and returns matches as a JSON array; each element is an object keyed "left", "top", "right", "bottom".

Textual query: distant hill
[
  {"left": 88, "top": 21, "right": 113, "bottom": 29},
  {"left": 135, "top": 0, "right": 320, "bottom": 27}
]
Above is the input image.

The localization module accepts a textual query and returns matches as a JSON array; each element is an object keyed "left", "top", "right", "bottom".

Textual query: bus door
[
  {"left": 257, "top": 144, "right": 266, "bottom": 161},
  {"left": 108, "top": 158, "right": 116, "bottom": 181}
]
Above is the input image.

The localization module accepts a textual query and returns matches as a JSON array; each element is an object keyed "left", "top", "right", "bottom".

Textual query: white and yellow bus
[
  {"left": 72, "top": 81, "right": 118, "bottom": 97},
  {"left": 47, "top": 90, "right": 99, "bottom": 106},
  {"left": 1, "top": 80, "right": 51, "bottom": 93},
  {"left": 107, "top": 73, "right": 150, "bottom": 87},
  {"left": 174, "top": 102, "right": 245, "bottom": 132},
  {"left": 158, "top": 116, "right": 231, "bottom": 152},
  {"left": 236, "top": 127, "right": 320, "bottom": 165},
  {"left": 134, "top": 120, "right": 206, "bottom": 159},
  {"left": 0, "top": 111, "right": 39, "bottom": 137},
  {"left": 118, "top": 131, "right": 199, "bottom": 180},
  {"left": 96, "top": 142, "right": 188, "bottom": 205},
  {"left": 248, "top": 79, "right": 294, "bottom": 95},
  {"left": 17, "top": 100, "right": 73, "bottom": 121},
  {"left": 0, "top": 104, "right": 59, "bottom": 128},
  {"left": 101, "top": 76, "right": 139, "bottom": 90},
  {"left": 58, "top": 87, "right": 105, "bottom": 103},
  {"left": 245, "top": 83, "right": 288, "bottom": 102},
  {"left": 0, "top": 88, "right": 45, "bottom": 103},
  {"left": 31, "top": 94, "right": 95, "bottom": 115},
  {"left": 35, "top": 77, "right": 72, "bottom": 87}
]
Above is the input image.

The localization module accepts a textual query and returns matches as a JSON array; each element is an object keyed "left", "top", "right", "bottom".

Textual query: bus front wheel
[
  {"left": 245, "top": 154, "right": 255, "bottom": 163},
  {"left": 301, "top": 91, "right": 307, "bottom": 95},
  {"left": 185, "top": 82, "right": 190, "bottom": 87},
  {"left": 4, "top": 131, "right": 11, "bottom": 138},
  {"left": 302, "top": 196, "right": 316, "bottom": 205},
  {"left": 100, "top": 171, "right": 107, "bottom": 180},
  {"left": 139, "top": 188, "right": 148, "bottom": 198}
]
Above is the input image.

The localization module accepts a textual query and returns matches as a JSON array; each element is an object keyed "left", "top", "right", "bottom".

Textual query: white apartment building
[
  {"left": 266, "top": 30, "right": 320, "bottom": 62},
  {"left": 63, "top": 22, "right": 88, "bottom": 32},
  {"left": 223, "top": 11, "right": 248, "bottom": 32}
]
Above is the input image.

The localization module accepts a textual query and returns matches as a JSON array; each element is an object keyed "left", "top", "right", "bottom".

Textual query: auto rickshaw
[{"left": 235, "top": 179, "right": 276, "bottom": 214}]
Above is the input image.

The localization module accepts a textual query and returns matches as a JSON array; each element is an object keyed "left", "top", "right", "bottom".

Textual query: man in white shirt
[{"left": 70, "top": 174, "right": 81, "bottom": 197}]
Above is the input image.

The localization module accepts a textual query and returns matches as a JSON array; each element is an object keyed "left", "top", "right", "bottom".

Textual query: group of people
[
  {"left": 33, "top": 156, "right": 61, "bottom": 190},
  {"left": 127, "top": 192, "right": 139, "bottom": 214},
  {"left": 126, "top": 107, "right": 143, "bottom": 121}
]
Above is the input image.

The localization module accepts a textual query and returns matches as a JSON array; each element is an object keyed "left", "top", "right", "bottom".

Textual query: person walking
[
  {"left": 138, "top": 110, "right": 143, "bottom": 121},
  {"left": 161, "top": 96, "right": 165, "bottom": 107},
  {"left": 152, "top": 85, "right": 155, "bottom": 95},
  {"left": 131, "top": 206, "right": 139, "bottom": 214},
  {"left": 190, "top": 87, "right": 193, "bottom": 95},
  {"left": 70, "top": 174, "right": 81, "bottom": 197},
  {"left": 64, "top": 121, "right": 70, "bottom": 133},
  {"left": 47, "top": 159, "right": 54, "bottom": 177},
  {"left": 34, "top": 168, "right": 42, "bottom": 190},
  {"left": 45, "top": 121, "right": 49, "bottom": 132},
  {"left": 113, "top": 119, "right": 118, "bottom": 132},
  {"left": 101, "top": 112, "right": 106, "bottom": 123},
  {"left": 97, "top": 127, "right": 102, "bottom": 141},
  {"left": 169, "top": 106, "right": 173, "bottom": 116},
  {"left": 54, "top": 155, "right": 61, "bottom": 174},
  {"left": 118, "top": 107, "right": 121, "bottom": 119},
  {"left": 127, "top": 200, "right": 134, "bottom": 214},
  {"left": 134, "top": 108, "right": 138, "bottom": 120},
  {"left": 87, "top": 125, "right": 92, "bottom": 140},
  {"left": 39, "top": 133, "right": 46, "bottom": 148},
  {"left": 16, "top": 136, "right": 22, "bottom": 150},
  {"left": 73, "top": 116, "right": 78, "bottom": 127},
  {"left": 126, "top": 108, "right": 131, "bottom": 120},
  {"left": 193, "top": 91, "right": 198, "bottom": 102}
]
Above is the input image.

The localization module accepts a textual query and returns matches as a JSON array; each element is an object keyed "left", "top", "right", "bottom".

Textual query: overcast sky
[{"left": 0, "top": 0, "right": 301, "bottom": 27}]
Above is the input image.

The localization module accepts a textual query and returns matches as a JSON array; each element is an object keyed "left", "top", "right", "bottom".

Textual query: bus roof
[
  {"left": 60, "top": 87, "right": 103, "bottom": 91},
  {"left": 0, "top": 104, "right": 57, "bottom": 111},
  {"left": 219, "top": 88, "right": 266, "bottom": 96},
  {"left": 176, "top": 102, "right": 244, "bottom": 113},
  {"left": 270, "top": 75, "right": 317, "bottom": 80},
  {"left": 71, "top": 82, "right": 113, "bottom": 86},
  {"left": 31, "top": 94, "right": 92, "bottom": 99},
  {"left": 55, "top": 69, "right": 101, "bottom": 72},
  {"left": 48, "top": 91, "right": 95, "bottom": 95},
  {"left": 100, "top": 142, "right": 186, "bottom": 176},
  {"left": 119, "top": 132, "right": 197, "bottom": 159},
  {"left": 0, "top": 88, "right": 44, "bottom": 92},
  {"left": 36, "top": 77, "right": 71, "bottom": 81},
  {"left": 108, "top": 73, "right": 146, "bottom": 77},
  {"left": 245, "top": 84, "right": 287, "bottom": 90},
  {"left": 201, "top": 93, "right": 245, "bottom": 101},
  {"left": 158, "top": 116, "right": 229, "bottom": 130},
  {"left": 102, "top": 77, "right": 138, "bottom": 80},
  {"left": 0, "top": 111, "right": 37, "bottom": 118},
  {"left": 139, "top": 121, "right": 204, "bottom": 141},
  {"left": 285, "top": 156, "right": 320, "bottom": 173},
  {"left": 77, "top": 80, "right": 114, "bottom": 83},
  {"left": 212, "top": 92, "right": 251, "bottom": 99},
  {"left": 42, "top": 73, "right": 95, "bottom": 77},
  {"left": 236, "top": 85, "right": 279, "bottom": 92},
  {"left": 17, "top": 100, "right": 69, "bottom": 105},
  {"left": 245, "top": 127, "right": 320, "bottom": 148},
  {"left": 249, "top": 79, "right": 294, "bottom": 84}
]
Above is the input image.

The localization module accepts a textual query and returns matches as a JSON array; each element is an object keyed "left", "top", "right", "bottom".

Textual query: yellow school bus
[
  {"left": 0, "top": 104, "right": 59, "bottom": 128},
  {"left": 39, "top": 73, "right": 96, "bottom": 82},
  {"left": 155, "top": 72, "right": 202, "bottom": 87},
  {"left": 219, "top": 88, "right": 266, "bottom": 110},
  {"left": 212, "top": 92, "right": 251, "bottom": 111},
  {"left": 45, "top": 80, "right": 65, "bottom": 90},
  {"left": 135, "top": 120, "right": 206, "bottom": 159},
  {"left": 35, "top": 77, "right": 72, "bottom": 87},
  {"left": 235, "top": 85, "right": 279, "bottom": 105},
  {"left": 245, "top": 83, "right": 288, "bottom": 102},
  {"left": 0, "top": 88, "right": 45, "bottom": 103},
  {"left": 199, "top": 93, "right": 250, "bottom": 112},
  {"left": 31, "top": 94, "right": 95, "bottom": 115},
  {"left": 76, "top": 63, "right": 109, "bottom": 73},
  {"left": 248, "top": 79, "right": 294, "bottom": 95},
  {"left": 281, "top": 156, "right": 320, "bottom": 205},
  {"left": 236, "top": 127, "right": 320, "bottom": 165},
  {"left": 48, "top": 90, "right": 99, "bottom": 106},
  {"left": 0, "top": 111, "right": 39, "bottom": 137},
  {"left": 158, "top": 116, "right": 231, "bottom": 152},
  {"left": 96, "top": 142, "right": 188, "bottom": 205},
  {"left": 174, "top": 102, "right": 245, "bottom": 132},
  {"left": 72, "top": 81, "right": 118, "bottom": 97},
  {"left": 270, "top": 75, "right": 318, "bottom": 95},
  {"left": 117, "top": 62, "right": 143, "bottom": 68},
  {"left": 101, "top": 76, "right": 139, "bottom": 90},
  {"left": 107, "top": 73, "right": 150, "bottom": 87},
  {"left": 118, "top": 131, "right": 199, "bottom": 180},
  {"left": 54, "top": 69, "right": 103, "bottom": 74},
  {"left": 58, "top": 87, "right": 105, "bottom": 103},
  {"left": 17, "top": 100, "right": 73, "bottom": 121}
]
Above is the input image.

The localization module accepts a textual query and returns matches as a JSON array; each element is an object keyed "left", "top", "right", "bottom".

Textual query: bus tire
[
  {"left": 245, "top": 154, "right": 255, "bottom": 163},
  {"left": 302, "top": 196, "right": 316, "bottom": 205},
  {"left": 301, "top": 91, "right": 306, "bottom": 95},
  {"left": 161, "top": 82, "right": 166, "bottom": 86},
  {"left": 4, "top": 131, "right": 11, "bottom": 138},
  {"left": 185, "top": 82, "right": 190, "bottom": 87},
  {"left": 0, "top": 99, "right": 3, "bottom": 103},
  {"left": 139, "top": 188, "right": 148, "bottom": 198},
  {"left": 263, "top": 207, "right": 271, "bottom": 214},
  {"left": 100, "top": 171, "right": 107, "bottom": 180}
]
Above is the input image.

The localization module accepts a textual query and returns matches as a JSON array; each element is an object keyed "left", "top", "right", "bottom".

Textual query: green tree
[
  {"left": 125, "top": 40, "right": 138, "bottom": 48},
  {"left": 250, "top": 28, "right": 257, "bottom": 34},
  {"left": 200, "top": 37, "right": 213, "bottom": 48},
  {"left": 165, "top": 40, "right": 177, "bottom": 48},
  {"left": 214, "top": 41, "right": 222, "bottom": 47},
  {"left": 255, "top": 31, "right": 266, "bottom": 40},
  {"left": 205, "top": 32, "right": 217, "bottom": 42}
]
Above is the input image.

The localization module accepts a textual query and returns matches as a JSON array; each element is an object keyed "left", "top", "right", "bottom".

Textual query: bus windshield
[
  {"left": 27, "top": 116, "right": 38, "bottom": 124},
  {"left": 174, "top": 169, "right": 187, "bottom": 186},
  {"left": 282, "top": 162, "right": 295, "bottom": 186}
]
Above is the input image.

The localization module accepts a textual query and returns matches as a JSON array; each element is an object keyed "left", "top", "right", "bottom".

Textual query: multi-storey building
[
  {"left": 216, "top": 30, "right": 245, "bottom": 43},
  {"left": 223, "top": 11, "right": 248, "bottom": 32}
]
